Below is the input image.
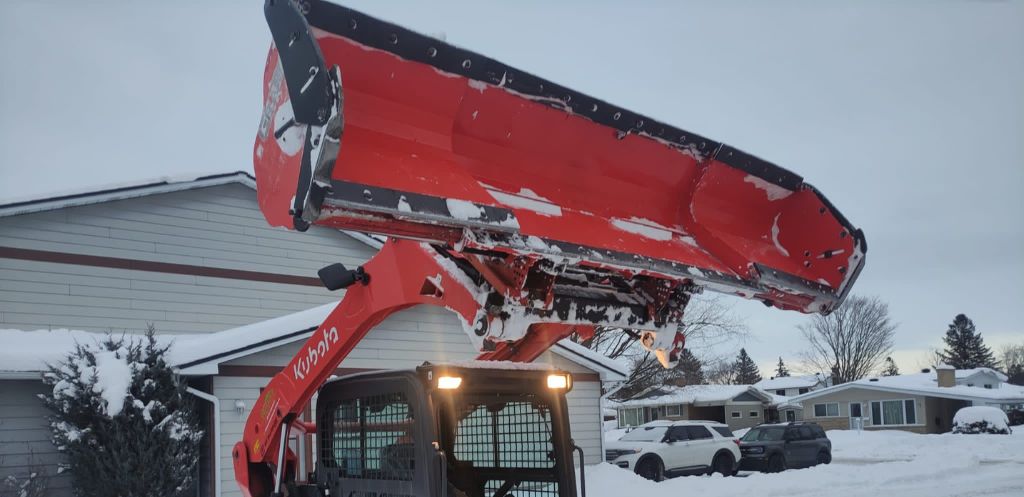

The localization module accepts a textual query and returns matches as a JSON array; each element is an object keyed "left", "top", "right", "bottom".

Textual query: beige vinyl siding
[
  {"left": 0, "top": 183, "right": 375, "bottom": 334},
  {"left": 0, "top": 381, "right": 73, "bottom": 497}
]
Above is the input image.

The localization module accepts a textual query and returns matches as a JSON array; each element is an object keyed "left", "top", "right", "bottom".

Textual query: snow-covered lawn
[{"left": 591, "top": 429, "right": 1024, "bottom": 497}]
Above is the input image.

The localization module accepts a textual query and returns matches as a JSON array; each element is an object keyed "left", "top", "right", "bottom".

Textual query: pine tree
[
  {"left": 881, "top": 356, "right": 899, "bottom": 376},
  {"left": 732, "top": 348, "right": 762, "bottom": 384},
  {"left": 938, "top": 314, "right": 998, "bottom": 368},
  {"left": 775, "top": 357, "right": 790, "bottom": 377},
  {"left": 674, "top": 348, "right": 705, "bottom": 385},
  {"left": 41, "top": 329, "right": 202, "bottom": 497}
]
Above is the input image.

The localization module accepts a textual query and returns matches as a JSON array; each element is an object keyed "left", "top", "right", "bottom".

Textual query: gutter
[{"left": 186, "top": 387, "right": 221, "bottom": 497}]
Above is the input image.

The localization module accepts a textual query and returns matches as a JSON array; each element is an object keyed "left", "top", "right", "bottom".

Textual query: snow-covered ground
[{"left": 593, "top": 429, "right": 1024, "bottom": 497}]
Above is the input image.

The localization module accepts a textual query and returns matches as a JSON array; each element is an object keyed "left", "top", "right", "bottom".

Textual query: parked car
[
  {"left": 605, "top": 420, "right": 741, "bottom": 480},
  {"left": 738, "top": 422, "right": 832, "bottom": 472}
]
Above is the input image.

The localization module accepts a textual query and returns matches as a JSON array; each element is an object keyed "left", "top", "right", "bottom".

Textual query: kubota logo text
[{"left": 293, "top": 327, "right": 339, "bottom": 381}]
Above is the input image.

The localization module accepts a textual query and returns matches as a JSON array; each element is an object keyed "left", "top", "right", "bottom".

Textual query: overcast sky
[{"left": 1, "top": 0, "right": 1021, "bottom": 377}]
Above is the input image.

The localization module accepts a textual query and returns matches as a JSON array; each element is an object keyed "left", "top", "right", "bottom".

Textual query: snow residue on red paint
[
  {"left": 771, "top": 214, "right": 790, "bottom": 257},
  {"left": 743, "top": 174, "right": 793, "bottom": 201},
  {"left": 610, "top": 217, "right": 674, "bottom": 241}
]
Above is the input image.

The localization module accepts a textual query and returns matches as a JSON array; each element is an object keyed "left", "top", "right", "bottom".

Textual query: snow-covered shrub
[
  {"left": 952, "top": 406, "right": 1011, "bottom": 435},
  {"left": 40, "top": 328, "right": 203, "bottom": 497}
]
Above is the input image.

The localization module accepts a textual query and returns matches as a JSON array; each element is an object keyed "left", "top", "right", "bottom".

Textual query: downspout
[{"left": 187, "top": 387, "right": 221, "bottom": 497}]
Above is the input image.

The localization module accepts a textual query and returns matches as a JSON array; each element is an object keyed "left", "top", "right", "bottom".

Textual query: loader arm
[{"left": 233, "top": 238, "right": 689, "bottom": 497}]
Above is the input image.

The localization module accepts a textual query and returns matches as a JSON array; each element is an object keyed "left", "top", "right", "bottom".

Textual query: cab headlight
[{"left": 546, "top": 374, "right": 571, "bottom": 390}]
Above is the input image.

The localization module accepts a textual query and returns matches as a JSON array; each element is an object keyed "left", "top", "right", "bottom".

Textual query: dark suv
[{"left": 738, "top": 422, "right": 831, "bottom": 472}]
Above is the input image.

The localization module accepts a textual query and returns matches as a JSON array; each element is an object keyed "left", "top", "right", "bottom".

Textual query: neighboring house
[
  {"left": 0, "top": 173, "right": 627, "bottom": 497},
  {"left": 755, "top": 374, "right": 830, "bottom": 397},
  {"left": 610, "top": 385, "right": 777, "bottom": 432},
  {"left": 791, "top": 365, "right": 1024, "bottom": 434}
]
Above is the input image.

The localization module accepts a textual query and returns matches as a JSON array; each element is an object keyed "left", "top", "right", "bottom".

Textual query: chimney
[{"left": 936, "top": 364, "right": 955, "bottom": 388}]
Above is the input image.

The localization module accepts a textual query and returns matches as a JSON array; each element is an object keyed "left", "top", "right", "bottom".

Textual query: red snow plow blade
[{"left": 253, "top": 0, "right": 865, "bottom": 315}]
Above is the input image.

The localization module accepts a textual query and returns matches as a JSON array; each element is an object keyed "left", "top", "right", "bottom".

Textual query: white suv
[{"left": 605, "top": 420, "right": 740, "bottom": 480}]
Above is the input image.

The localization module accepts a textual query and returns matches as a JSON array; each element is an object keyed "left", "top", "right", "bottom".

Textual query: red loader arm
[{"left": 233, "top": 238, "right": 685, "bottom": 496}]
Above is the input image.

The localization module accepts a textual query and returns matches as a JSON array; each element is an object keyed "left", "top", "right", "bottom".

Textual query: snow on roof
[
  {"left": 550, "top": 338, "right": 629, "bottom": 379},
  {"left": 1, "top": 304, "right": 625, "bottom": 379},
  {"left": 0, "top": 171, "right": 255, "bottom": 218},
  {"left": 755, "top": 374, "right": 826, "bottom": 390},
  {"left": 791, "top": 370, "right": 1024, "bottom": 403},
  {"left": 955, "top": 367, "right": 1008, "bottom": 382},
  {"left": 609, "top": 384, "right": 771, "bottom": 407}
]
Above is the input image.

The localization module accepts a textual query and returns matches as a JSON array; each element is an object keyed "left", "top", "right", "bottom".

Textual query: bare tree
[
  {"left": 799, "top": 295, "right": 896, "bottom": 385},
  {"left": 1000, "top": 343, "right": 1024, "bottom": 385},
  {"left": 575, "top": 294, "right": 748, "bottom": 397}
]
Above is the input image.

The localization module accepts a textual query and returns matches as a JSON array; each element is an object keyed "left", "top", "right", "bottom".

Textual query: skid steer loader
[{"left": 234, "top": 1, "right": 867, "bottom": 496}]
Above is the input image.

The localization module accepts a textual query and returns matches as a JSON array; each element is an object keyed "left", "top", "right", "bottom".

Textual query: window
[
  {"left": 713, "top": 426, "right": 735, "bottom": 438},
  {"left": 870, "top": 399, "right": 918, "bottom": 426},
  {"left": 666, "top": 404, "right": 681, "bottom": 416},
  {"left": 685, "top": 426, "right": 712, "bottom": 440},
  {"left": 798, "top": 426, "right": 815, "bottom": 440},
  {"left": 621, "top": 426, "right": 669, "bottom": 442},
  {"left": 776, "top": 389, "right": 786, "bottom": 396},
  {"left": 849, "top": 402, "right": 863, "bottom": 418},
  {"left": 798, "top": 388, "right": 809, "bottom": 394},
  {"left": 967, "top": 383, "right": 974, "bottom": 387},
  {"left": 328, "top": 392, "right": 415, "bottom": 480},
  {"left": 749, "top": 411, "right": 759, "bottom": 417},
  {"left": 620, "top": 408, "right": 641, "bottom": 427},
  {"left": 665, "top": 426, "right": 688, "bottom": 442},
  {"left": 811, "top": 425, "right": 826, "bottom": 438},
  {"left": 731, "top": 411, "right": 741, "bottom": 418},
  {"left": 453, "top": 400, "right": 555, "bottom": 469},
  {"left": 984, "top": 384, "right": 993, "bottom": 389},
  {"left": 813, "top": 403, "right": 840, "bottom": 417},
  {"left": 904, "top": 399, "right": 916, "bottom": 424}
]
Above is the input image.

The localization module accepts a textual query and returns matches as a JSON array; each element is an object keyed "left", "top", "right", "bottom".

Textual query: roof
[
  {"left": 0, "top": 171, "right": 385, "bottom": 249},
  {"left": 0, "top": 171, "right": 255, "bottom": 218},
  {"left": 789, "top": 370, "right": 1024, "bottom": 404},
  {"left": 609, "top": 384, "right": 774, "bottom": 408},
  {"left": 956, "top": 367, "right": 1008, "bottom": 382},
  {"left": 0, "top": 304, "right": 627, "bottom": 381},
  {"left": 755, "top": 374, "right": 827, "bottom": 390}
]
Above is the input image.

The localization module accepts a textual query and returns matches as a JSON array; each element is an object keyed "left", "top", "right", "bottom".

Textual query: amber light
[
  {"left": 437, "top": 376, "right": 463, "bottom": 389},
  {"left": 547, "top": 374, "right": 571, "bottom": 390}
]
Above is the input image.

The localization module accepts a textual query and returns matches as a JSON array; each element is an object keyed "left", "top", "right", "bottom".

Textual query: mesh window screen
[
  {"left": 454, "top": 401, "right": 555, "bottom": 469},
  {"left": 483, "top": 479, "right": 559, "bottom": 497},
  {"left": 450, "top": 400, "right": 560, "bottom": 497},
  {"left": 324, "top": 392, "right": 415, "bottom": 481}
]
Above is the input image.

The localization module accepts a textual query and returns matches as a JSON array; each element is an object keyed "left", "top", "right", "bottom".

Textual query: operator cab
[{"left": 313, "top": 362, "right": 581, "bottom": 497}]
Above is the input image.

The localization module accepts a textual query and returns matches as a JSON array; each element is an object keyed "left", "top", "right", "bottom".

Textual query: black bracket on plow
[
  {"left": 265, "top": 0, "right": 344, "bottom": 232},
  {"left": 265, "top": 0, "right": 333, "bottom": 126}
]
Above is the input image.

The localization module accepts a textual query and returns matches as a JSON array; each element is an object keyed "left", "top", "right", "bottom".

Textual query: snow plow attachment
[{"left": 254, "top": 0, "right": 866, "bottom": 315}]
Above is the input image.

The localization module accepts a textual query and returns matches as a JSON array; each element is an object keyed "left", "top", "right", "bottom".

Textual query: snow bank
[{"left": 586, "top": 429, "right": 1024, "bottom": 497}]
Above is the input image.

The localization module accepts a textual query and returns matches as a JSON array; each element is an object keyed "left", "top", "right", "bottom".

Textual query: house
[
  {"left": 0, "top": 173, "right": 627, "bottom": 497},
  {"left": 790, "top": 365, "right": 1024, "bottom": 434},
  {"left": 609, "top": 384, "right": 777, "bottom": 432},
  {"left": 755, "top": 373, "right": 830, "bottom": 397}
]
